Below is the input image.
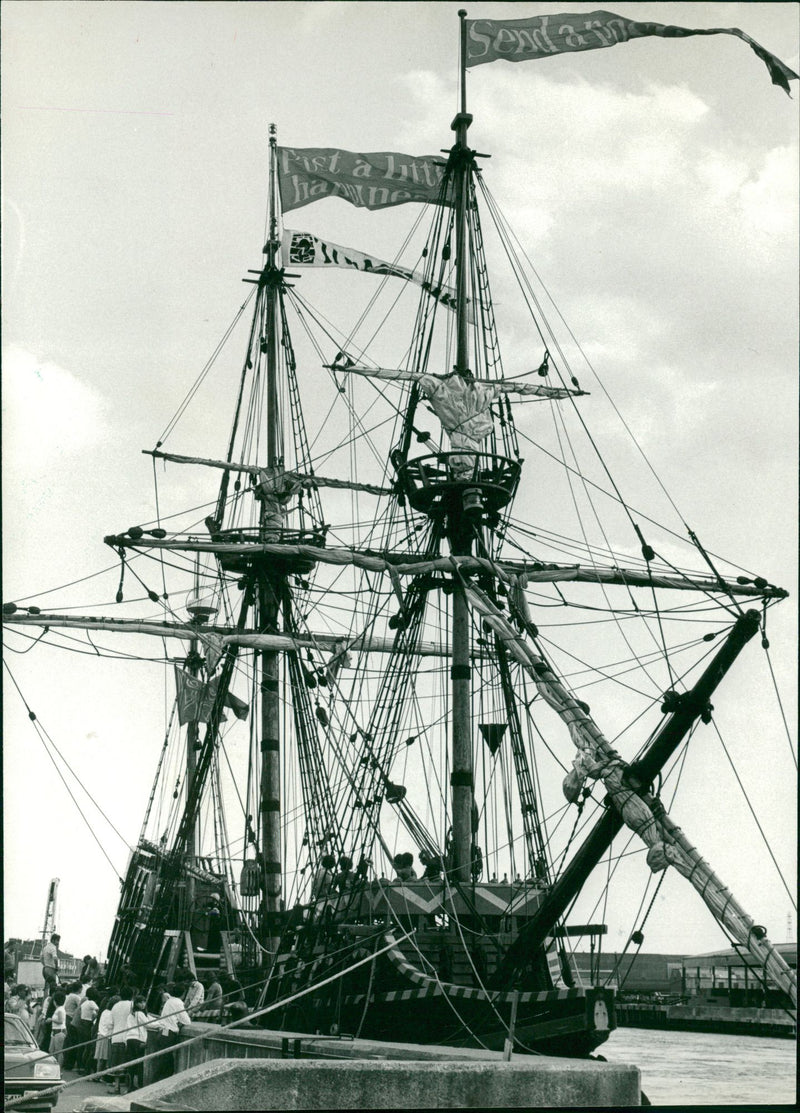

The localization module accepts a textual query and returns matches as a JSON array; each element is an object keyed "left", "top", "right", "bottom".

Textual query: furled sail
[{"left": 332, "top": 363, "right": 581, "bottom": 477}]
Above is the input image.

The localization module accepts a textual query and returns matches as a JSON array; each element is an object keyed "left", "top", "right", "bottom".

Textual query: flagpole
[
  {"left": 453, "top": 10, "right": 471, "bottom": 378},
  {"left": 459, "top": 9, "right": 467, "bottom": 115}
]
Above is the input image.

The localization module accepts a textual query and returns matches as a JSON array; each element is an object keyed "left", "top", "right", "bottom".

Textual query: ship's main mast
[{"left": 449, "top": 10, "right": 476, "bottom": 885}]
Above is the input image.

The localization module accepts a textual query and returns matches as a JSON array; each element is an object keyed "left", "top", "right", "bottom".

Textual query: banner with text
[
  {"left": 282, "top": 229, "right": 473, "bottom": 322},
  {"left": 465, "top": 11, "right": 798, "bottom": 95},
  {"left": 278, "top": 147, "right": 447, "bottom": 212}
]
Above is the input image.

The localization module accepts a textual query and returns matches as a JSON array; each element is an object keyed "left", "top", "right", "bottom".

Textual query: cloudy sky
[{"left": 2, "top": 1, "right": 797, "bottom": 966}]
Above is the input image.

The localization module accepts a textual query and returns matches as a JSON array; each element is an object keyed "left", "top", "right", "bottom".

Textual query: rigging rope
[
  {"left": 761, "top": 639, "right": 798, "bottom": 770},
  {"left": 156, "top": 291, "right": 256, "bottom": 447},
  {"left": 4, "top": 661, "right": 129, "bottom": 879},
  {"left": 711, "top": 720, "right": 796, "bottom": 910},
  {"left": 479, "top": 176, "right": 694, "bottom": 534}
]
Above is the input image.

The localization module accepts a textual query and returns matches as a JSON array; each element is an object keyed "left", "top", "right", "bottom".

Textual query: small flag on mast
[
  {"left": 277, "top": 147, "right": 447, "bottom": 212},
  {"left": 465, "top": 11, "right": 798, "bottom": 95},
  {"left": 175, "top": 667, "right": 249, "bottom": 725},
  {"left": 175, "top": 667, "right": 207, "bottom": 725}
]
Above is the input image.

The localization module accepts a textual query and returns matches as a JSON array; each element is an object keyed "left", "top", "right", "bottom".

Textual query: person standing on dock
[
  {"left": 61, "top": 981, "right": 83, "bottom": 1069},
  {"left": 48, "top": 991, "right": 67, "bottom": 1058},
  {"left": 205, "top": 971, "right": 223, "bottom": 1018},
  {"left": 153, "top": 984, "right": 191, "bottom": 1080},
  {"left": 108, "top": 987, "right": 134, "bottom": 1094},
  {"left": 124, "top": 995, "right": 152, "bottom": 1091},
  {"left": 94, "top": 995, "right": 115, "bottom": 1078},
  {"left": 73, "top": 987, "right": 100, "bottom": 1073},
  {"left": 183, "top": 973, "right": 205, "bottom": 1016},
  {"left": 41, "top": 933, "right": 60, "bottom": 996},
  {"left": 80, "top": 955, "right": 100, "bottom": 987}
]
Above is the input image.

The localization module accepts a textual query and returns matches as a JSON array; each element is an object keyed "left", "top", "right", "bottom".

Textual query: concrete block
[{"left": 86, "top": 1055, "right": 640, "bottom": 1110}]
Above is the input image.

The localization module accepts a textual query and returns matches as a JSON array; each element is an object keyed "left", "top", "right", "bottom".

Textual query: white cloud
[
  {"left": 695, "top": 152, "right": 749, "bottom": 201},
  {"left": 739, "top": 144, "right": 799, "bottom": 236},
  {"left": 2, "top": 346, "right": 105, "bottom": 460}
]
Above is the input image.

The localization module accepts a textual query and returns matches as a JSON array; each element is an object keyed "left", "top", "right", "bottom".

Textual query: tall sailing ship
[{"left": 4, "top": 9, "right": 797, "bottom": 1057}]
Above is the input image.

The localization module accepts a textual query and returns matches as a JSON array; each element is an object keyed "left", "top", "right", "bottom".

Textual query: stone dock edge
[{"left": 71, "top": 1023, "right": 640, "bottom": 1110}]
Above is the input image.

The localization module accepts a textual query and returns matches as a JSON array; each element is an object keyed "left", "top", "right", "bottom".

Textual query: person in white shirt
[
  {"left": 183, "top": 975, "right": 205, "bottom": 1015},
  {"left": 108, "top": 988, "right": 134, "bottom": 1094},
  {"left": 125, "top": 995, "right": 154, "bottom": 1091},
  {"left": 73, "top": 987, "right": 100, "bottom": 1072},
  {"left": 94, "top": 997, "right": 117, "bottom": 1076},
  {"left": 153, "top": 986, "right": 190, "bottom": 1081},
  {"left": 48, "top": 991, "right": 68, "bottom": 1057},
  {"left": 41, "top": 934, "right": 60, "bottom": 996},
  {"left": 158, "top": 987, "right": 191, "bottom": 1032}
]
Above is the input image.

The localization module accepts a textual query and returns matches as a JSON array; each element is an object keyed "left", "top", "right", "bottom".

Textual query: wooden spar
[
  {"left": 100, "top": 535, "right": 788, "bottom": 598},
  {"left": 0, "top": 612, "right": 471, "bottom": 657},
  {"left": 143, "top": 449, "right": 392, "bottom": 496},
  {"left": 185, "top": 644, "right": 199, "bottom": 862}
]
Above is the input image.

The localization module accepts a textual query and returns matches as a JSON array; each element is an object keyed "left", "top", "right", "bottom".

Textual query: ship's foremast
[{"left": 259, "top": 123, "right": 284, "bottom": 954}]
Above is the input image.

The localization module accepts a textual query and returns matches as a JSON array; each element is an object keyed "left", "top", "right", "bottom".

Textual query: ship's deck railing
[
  {"left": 211, "top": 526, "right": 326, "bottom": 573},
  {"left": 211, "top": 526, "right": 326, "bottom": 547}
]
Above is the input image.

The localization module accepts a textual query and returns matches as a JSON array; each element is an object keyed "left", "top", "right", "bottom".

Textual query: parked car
[{"left": 4, "top": 1013, "right": 64, "bottom": 1111}]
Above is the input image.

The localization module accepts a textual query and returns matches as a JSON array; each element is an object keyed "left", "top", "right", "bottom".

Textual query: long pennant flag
[
  {"left": 277, "top": 147, "right": 446, "bottom": 212},
  {"left": 282, "top": 229, "right": 474, "bottom": 322},
  {"left": 465, "top": 11, "right": 799, "bottom": 95}
]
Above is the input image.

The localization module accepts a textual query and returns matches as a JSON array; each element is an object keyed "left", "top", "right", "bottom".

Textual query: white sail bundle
[{"left": 332, "top": 363, "right": 579, "bottom": 474}]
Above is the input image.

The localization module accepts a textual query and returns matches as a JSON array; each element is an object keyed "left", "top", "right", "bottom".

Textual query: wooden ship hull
[{"left": 107, "top": 853, "right": 615, "bottom": 1054}]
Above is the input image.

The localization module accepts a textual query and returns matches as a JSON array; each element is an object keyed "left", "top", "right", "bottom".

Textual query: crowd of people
[{"left": 4, "top": 933, "right": 250, "bottom": 1096}]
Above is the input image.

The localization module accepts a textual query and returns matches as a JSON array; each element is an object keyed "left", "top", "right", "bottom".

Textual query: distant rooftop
[{"left": 686, "top": 942, "right": 796, "bottom": 966}]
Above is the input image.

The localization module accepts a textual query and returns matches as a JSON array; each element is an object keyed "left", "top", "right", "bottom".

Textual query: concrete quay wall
[
  {"left": 74, "top": 1025, "right": 640, "bottom": 1109},
  {"left": 167, "top": 1023, "right": 511, "bottom": 1078},
  {"left": 105, "top": 1056, "right": 640, "bottom": 1110}
]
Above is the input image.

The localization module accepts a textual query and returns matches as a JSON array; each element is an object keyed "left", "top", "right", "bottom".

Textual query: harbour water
[{"left": 603, "top": 1027, "right": 797, "bottom": 1106}]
